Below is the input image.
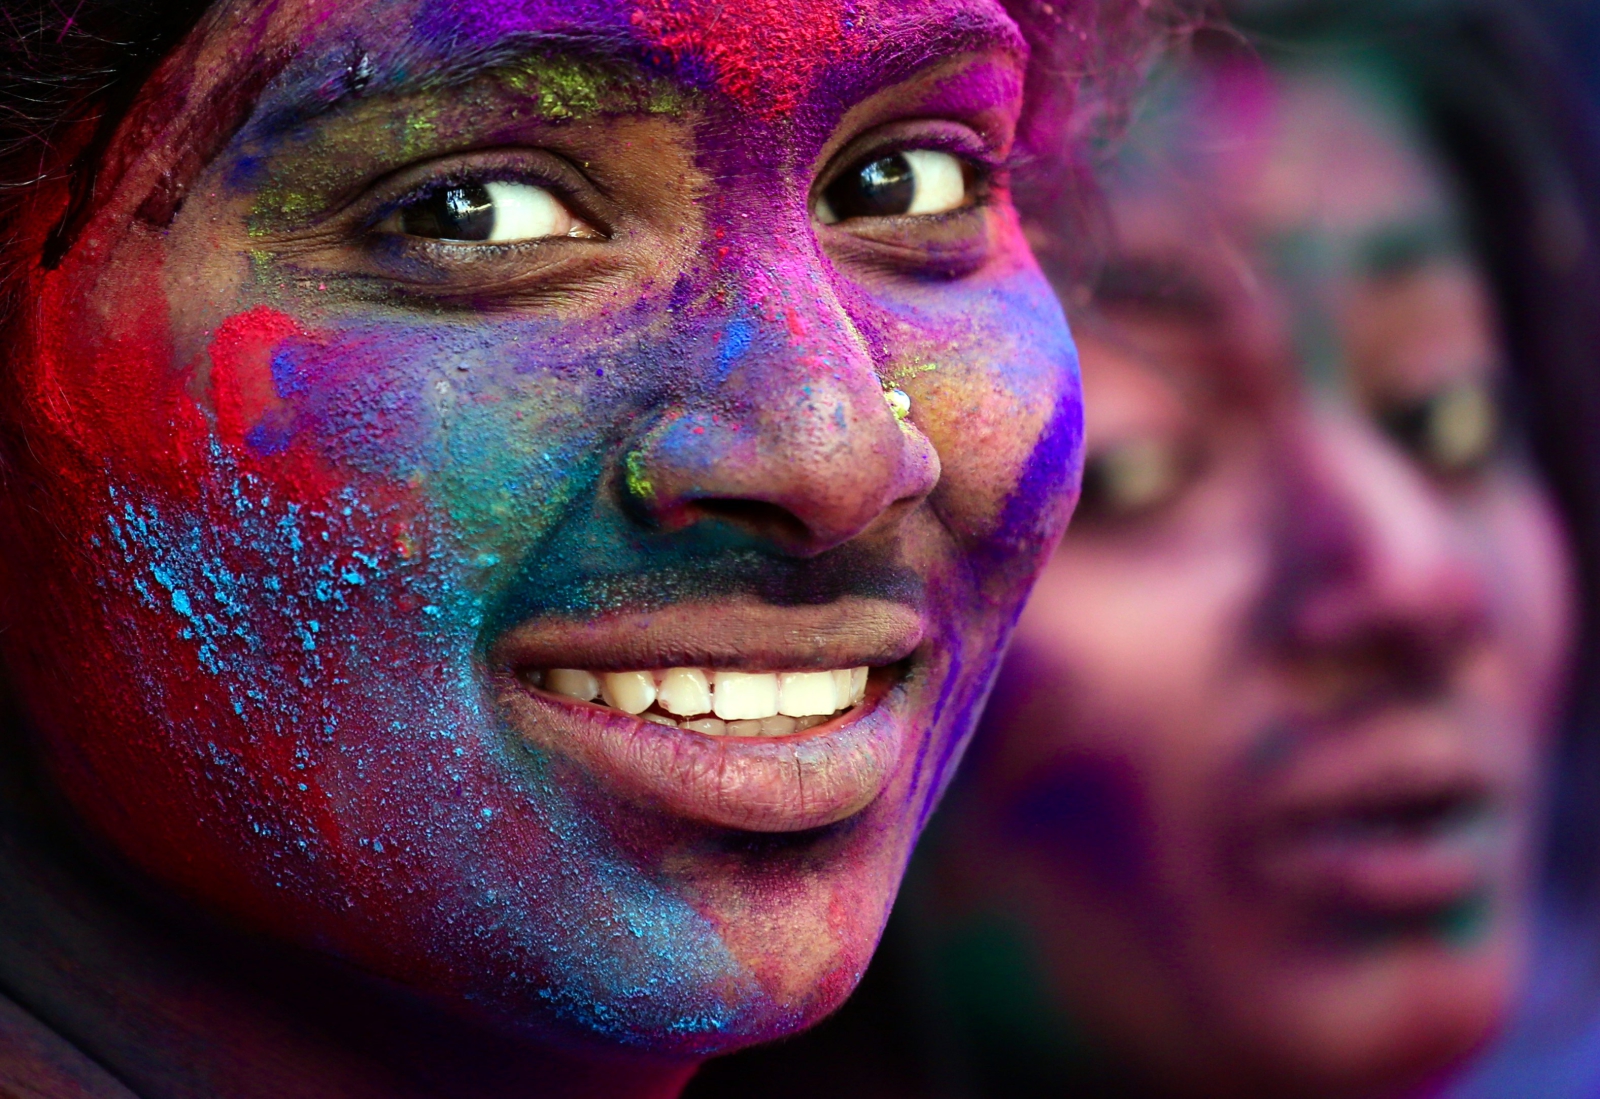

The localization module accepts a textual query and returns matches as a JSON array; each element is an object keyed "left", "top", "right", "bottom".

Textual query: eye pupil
[
  {"left": 401, "top": 182, "right": 495, "bottom": 242},
  {"left": 825, "top": 154, "right": 916, "bottom": 220}
]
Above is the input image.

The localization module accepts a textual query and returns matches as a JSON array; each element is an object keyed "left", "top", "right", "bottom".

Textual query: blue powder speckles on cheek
[{"left": 83, "top": 425, "right": 762, "bottom": 1046}]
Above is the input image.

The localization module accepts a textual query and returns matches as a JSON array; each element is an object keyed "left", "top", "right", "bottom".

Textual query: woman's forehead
[{"left": 257, "top": 0, "right": 1026, "bottom": 123}]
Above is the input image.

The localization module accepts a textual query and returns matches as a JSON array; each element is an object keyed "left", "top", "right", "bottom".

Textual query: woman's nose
[
  {"left": 1267, "top": 403, "right": 1489, "bottom": 656},
  {"left": 622, "top": 275, "right": 941, "bottom": 558}
]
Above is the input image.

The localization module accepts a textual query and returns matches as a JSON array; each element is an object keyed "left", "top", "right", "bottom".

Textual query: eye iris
[
  {"left": 825, "top": 154, "right": 916, "bottom": 220},
  {"left": 401, "top": 182, "right": 495, "bottom": 241},
  {"left": 1380, "top": 381, "right": 1499, "bottom": 474},
  {"left": 1426, "top": 382, "right": 1497, "bottom": 471},
  {"left": 1079, "top": 438, "right": 1184, "bottom": 520}
]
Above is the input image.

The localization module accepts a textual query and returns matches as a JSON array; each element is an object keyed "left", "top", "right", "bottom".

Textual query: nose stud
[{"left": 884, "top": 387, "right": 911, "bottom": 422}]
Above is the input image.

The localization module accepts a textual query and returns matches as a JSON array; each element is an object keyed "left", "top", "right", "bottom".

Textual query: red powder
[
  {"left": 207, "top": 306, "right": 351, "bottom": 500},
  {"left": 210, "top": 306, "right": 303, "bottom": 449},
  {"left": 29, "top": 242, "right": 209, "bottom": 491},
  {"left": 630, "top": 0, "right": 852, "bottom": 119}
]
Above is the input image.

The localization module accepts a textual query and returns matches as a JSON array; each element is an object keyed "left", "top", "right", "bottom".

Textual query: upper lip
[
  {"left": 1248, "top": 753, "right": 1496, "bottom": 831},
  {"left": 488, "top": 596, "right": 925, "bottom": 673}
]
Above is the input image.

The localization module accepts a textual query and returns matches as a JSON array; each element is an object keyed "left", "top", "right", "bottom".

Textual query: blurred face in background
[{"left": 928, "top": 53, "right": 1576, "bottom": 1098}]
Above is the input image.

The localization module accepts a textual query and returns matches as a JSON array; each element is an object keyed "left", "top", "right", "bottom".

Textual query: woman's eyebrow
[
  {"left": 828, "top": 11, "right": 1027, "bottom": 107},
  {"left": 1355, "top": 218, "right": 1463, "bottom": 280},
  {"left": 251, "top": 29, "right": 644, "bottom": 137}
]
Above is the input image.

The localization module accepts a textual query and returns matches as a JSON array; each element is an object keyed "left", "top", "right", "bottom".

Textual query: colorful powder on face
[
  {"left": 494, "top": 55, "right": 690, "bottom": 120},
  {"left": 0, "top": 0, "right": 1084, "bottom": 1061},
  {"left": 629, "top": 0, "right": 854, "bottom": 119},
  {"left": 243, "top": 55, "right": 687, "bottom": 239}
]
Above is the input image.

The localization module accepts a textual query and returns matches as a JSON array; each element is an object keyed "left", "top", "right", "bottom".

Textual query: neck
[{"left": 0, "top": 718, "right": 698, "bottom": 1099}]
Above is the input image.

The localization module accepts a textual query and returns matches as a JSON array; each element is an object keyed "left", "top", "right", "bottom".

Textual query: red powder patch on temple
[
  {"left": 29, "top": 249, "right": 209, "bottom": 489},
  {"left": 631, "top": 0, "right": 852, "bottom": 118}
]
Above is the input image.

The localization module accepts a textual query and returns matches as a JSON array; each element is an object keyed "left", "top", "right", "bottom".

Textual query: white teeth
[
  {"left": 600, "top": 671, "right": 656, "bottom": 715},
  {"left": 832, "top": 669, "right": 853, "bottom": 710},
  {"left": 711, "top": 715, "right": 803, "bottom": 739},
  {"left": 534, "top": 665, "right": 875, "bottom": 736},
  {"left": 657, "top": 667, "right": 712, "bottom": 717},
  {"left": 779, "top": 672, "right": 839, "bottom": 718},
  {"left": 548, "top": 669, "right": 600, "bottom": 702},
  {"left": 713, "top": 672, "right": 779, "bottom": 721}
]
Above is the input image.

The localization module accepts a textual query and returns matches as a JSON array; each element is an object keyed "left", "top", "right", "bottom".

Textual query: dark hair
[{"left": 0, "top": 1, "right": 212, "bottom": 276}]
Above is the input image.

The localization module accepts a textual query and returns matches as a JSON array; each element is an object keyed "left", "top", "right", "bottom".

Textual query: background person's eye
[
  {"left": 1076, "top": 436, "right": 1190, "bottom": 523},
  {"left": 1378, "top": 379, "right": 1500, "bottom": 477},
  {"left": 380, "top": 180, "right": 599, "bottom": 243},
  {"left": 816, "top": 149, "right": 970, "bottom": 224}
]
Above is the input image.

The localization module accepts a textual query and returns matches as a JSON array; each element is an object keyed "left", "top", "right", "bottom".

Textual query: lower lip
[{"left": 495, "top": 674, "right": 909, "bottom": 833}]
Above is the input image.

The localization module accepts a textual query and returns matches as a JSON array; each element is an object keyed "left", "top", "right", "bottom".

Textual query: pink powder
[{"left": 630, "top": 0, "right": 853, "bottom": 118}]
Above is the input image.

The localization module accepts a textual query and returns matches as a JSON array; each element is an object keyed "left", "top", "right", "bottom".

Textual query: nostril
[{"left": 689, "top": 499, "right": 813, "bottom": 547}]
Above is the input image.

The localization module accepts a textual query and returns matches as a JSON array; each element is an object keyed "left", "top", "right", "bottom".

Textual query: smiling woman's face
[{"left": 0, "top": 0, "right": 1079, "bottom": 1057}]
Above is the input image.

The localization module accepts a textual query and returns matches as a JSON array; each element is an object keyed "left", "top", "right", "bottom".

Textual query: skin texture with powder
[{"left": 0, "top": 0, "right": 1082, "bottom": 1096}]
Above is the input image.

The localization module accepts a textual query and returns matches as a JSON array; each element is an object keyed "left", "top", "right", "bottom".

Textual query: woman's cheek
[
  {"left": 203, "top": 309, "right": 631, "bottom": 602},
  {"left": 911, "top": 274, "right": 1082, "bottom": 556},
  {"left": 1471, "top": 472, "right": 1578, "bottom": 734},
  {"left": 1, "top": 311, "right": 538, "bottom": 952}
]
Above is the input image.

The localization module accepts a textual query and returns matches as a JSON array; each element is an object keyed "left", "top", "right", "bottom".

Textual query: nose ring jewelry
[{"left": 885, "top": 387, "right": 912, "bottom": 421}]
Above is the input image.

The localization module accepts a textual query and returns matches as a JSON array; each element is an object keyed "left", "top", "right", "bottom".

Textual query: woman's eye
[
  {"left": 1076, "top": 437, "right": 1189, "bottom": 523},
  {"left": 380, "top": 181, "right": 598, "bottom": 243},
  {"left": 1378, "top": 379, "right": 1500, "bottom": 477},
  {"left": 816, "top": 149, "right": 970, "bottom": 225}
]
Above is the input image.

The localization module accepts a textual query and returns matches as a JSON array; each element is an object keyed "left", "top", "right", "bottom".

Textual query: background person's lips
[
  {"left": 489, "top": 598, "right": 925, "bottom": 832},
  {"left": 1233, "top": 713, "right": 1510, "bottom": 917},
  {"left": 1246, "top": 778, "right": 1495, "bottom": 915}
]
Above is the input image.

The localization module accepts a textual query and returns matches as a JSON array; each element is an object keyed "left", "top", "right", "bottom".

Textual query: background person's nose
[
  {"left": 623, "top": 277, "right": 940, "bottom": 558},
  {"left": 1264, "top": 403, "right": 1489, "bottom": 664}
]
